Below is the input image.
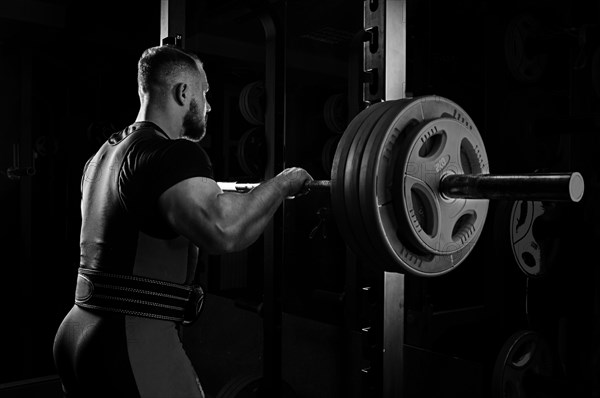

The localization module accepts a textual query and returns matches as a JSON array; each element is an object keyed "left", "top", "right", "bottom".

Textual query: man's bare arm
[{"left": 159, "top": 168, "right": 312, "bottom": 254}]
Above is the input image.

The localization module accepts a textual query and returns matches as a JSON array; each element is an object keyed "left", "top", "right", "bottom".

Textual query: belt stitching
[
  {"left": 79, "top": 269, "right": 192, "bottom": 291},
  {"left": 92, "top": 283, "right": 189, "bottom": 301},
  {"left": 77, "top": 303, "right": 183, "bottom": 322},
  {"left": 82, "top": 294, "right": 186, "bottom": 311}
]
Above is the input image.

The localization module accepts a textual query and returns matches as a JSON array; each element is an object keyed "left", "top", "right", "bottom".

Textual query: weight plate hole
[
  {"left": 410, "top": 186, "right": 435, "bottom": 237},
  {"left": 459, "top": 138, "right": 481, "bottom": 174},
  {"left": 418, "top": 131, "right": 446, "bottom": 158},
  {"left": 451, "top": 212, "right": 476, "bottom": 243},
  {"left": 521, "top": 252, "right": 537, "bottom": 268},
  {"left": 511, "top": 340, "right": 535, "bottom": 368}
]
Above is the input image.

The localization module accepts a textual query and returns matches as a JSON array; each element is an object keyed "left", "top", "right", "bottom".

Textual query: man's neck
[{"left": 135, "top": 105, "right": 180, "bottom": 139}]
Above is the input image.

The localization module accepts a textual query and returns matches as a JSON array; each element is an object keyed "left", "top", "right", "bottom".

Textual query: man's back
[
  {"left": 54, "top": 122, "right": 210, "bottom": 397},
  {"left": 79, "top": 122, "right": 204, "bottom": 283}
]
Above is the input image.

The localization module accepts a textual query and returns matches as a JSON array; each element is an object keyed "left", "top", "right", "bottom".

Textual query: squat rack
[{"left": 160, "top": 0, "right": 408, "bottom": 396}]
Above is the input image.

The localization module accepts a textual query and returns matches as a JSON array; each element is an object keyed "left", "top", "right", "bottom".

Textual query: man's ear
[{"left": 174, "top": 82, "right": 188, "bottom": 106}]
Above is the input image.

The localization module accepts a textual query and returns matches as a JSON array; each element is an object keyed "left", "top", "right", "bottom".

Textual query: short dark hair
[{"left": 137, "top": 45, "right": 202, "bottom": 93}]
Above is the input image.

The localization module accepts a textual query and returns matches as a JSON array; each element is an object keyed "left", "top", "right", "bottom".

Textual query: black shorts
[{"left": 53, "top": 305, "right": 204, "bottom": 397}]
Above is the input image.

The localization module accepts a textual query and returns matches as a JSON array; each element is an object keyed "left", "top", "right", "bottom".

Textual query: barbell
[{"left": 217, "top": 96, "right": 585, "bottom": 277}]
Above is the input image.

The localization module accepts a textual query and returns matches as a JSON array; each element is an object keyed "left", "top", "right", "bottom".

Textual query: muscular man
[{"left": 53, "top": 45, "right": 312, "bottom": 397}]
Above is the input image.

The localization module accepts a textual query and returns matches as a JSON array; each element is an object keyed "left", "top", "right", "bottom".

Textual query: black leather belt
[{"left": 75, "top": 268, "right": 204, "bottom": 324}]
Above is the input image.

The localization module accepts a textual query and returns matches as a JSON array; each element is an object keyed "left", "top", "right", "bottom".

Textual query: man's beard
[{"left": 182, "top": 98, "right": 206, "bottom": 142}]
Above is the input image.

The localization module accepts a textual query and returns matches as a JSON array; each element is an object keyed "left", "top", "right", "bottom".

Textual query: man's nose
[{"left": 206, "top": 102, "right": 211, "bottom": 113}]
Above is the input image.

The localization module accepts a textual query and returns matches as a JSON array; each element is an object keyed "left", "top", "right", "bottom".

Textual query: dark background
[{"left": 0, "top": 0, "right": 598, "bottom": 397}]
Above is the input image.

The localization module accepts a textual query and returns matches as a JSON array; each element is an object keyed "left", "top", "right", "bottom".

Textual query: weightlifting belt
[{"left": 75, "top": 268, "right": 204, "bottom": 324}]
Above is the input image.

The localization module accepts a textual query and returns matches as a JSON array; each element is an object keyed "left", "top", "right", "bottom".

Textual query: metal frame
[
  {"left": 160, "top": 0, "right": 185, "bottom": 46},
  {"left": 363, "top": 1, "right": 407, "bottom": 397},
  {"left": 19, "top": 47, "right": 34, "bottom": 376},
  {"left": 164, "top": 1, "right": 408, "bottom": 396},
  {"left": 258, "top": 4, "right": 287, "bottom": 395},
  {"left": 363, "top": 0, "right": 407, "bottom": 104}
]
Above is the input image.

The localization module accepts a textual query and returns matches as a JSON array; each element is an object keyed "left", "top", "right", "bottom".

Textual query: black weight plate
[
  {"left": 239, "top": 84, "right": 251, "bottom": 123},
  {"left": 321, "top": 135, "right": 341, "bottom": 175},
  {"left": 247, "top": 81, "right": 265, "bottom": 125},
  {"left": 331, "top": 103, "right": 385, "bottom": 264},
  {"left": 345, "top": 101, "right": 402, "bottom": 269},
  {"left": 357, "top": 99, "right": 417, "bottom": 272},
  {"left": 504, "top": 14, "right": 548, "bottom": 84},
  {"left": 361, "top": 98, "right": 436, "bottom": 274},
  {"left": 324, "top": 93, "right": 347, "bottom": 133},
  {"left": 239, "top": 81, "right": 265, "bottom": 125},
  {"left": 492, "top": 330, "right": 553, "bottom": 398},
  {"left": 510, "top": 200, "right": 560, "bottom": 278},
  {"left": 237, "top": 128, "right": 267, "bottom": 177}
]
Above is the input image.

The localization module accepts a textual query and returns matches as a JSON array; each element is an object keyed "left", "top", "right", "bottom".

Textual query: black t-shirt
[{"left": 117, "top": 122, "right": 214, "bottom": 239}]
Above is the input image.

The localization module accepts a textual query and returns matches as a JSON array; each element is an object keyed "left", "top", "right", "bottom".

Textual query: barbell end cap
[{"left": 569, "top": 172, "right": 585, "bottom": 202}]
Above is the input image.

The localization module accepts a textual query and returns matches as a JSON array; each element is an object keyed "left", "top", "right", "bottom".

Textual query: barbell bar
[
  {"left": 217, "top": 179, "right": 328, "bottom": 193},
  {"left": 217, "top": 173, "right": 584, "bottom": 202},
  {"left": 216, "top": 96, "right": 585, "bottom": 277}
]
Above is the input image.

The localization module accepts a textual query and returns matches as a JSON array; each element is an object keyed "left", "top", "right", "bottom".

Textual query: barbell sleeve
[{"left": 439, "top": 172, "right": 585, "bottom": 202}]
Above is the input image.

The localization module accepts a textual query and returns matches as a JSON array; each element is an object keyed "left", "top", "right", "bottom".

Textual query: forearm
[{"left": 215, "top": 174, "right": 289, "bottom": 252}]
